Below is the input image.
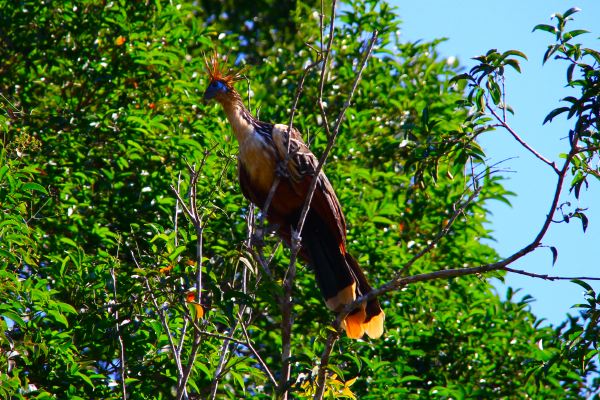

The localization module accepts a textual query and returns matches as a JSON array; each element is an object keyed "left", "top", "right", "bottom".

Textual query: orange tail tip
[
  {"left": 343, "top": 308, "right": 367, "bottom": 339},
  {"left": 364, "top": 310, "right": 385, "bottom": 339},
  {"left": 342, "top": 307, "right": 385, "bottom": 339}
]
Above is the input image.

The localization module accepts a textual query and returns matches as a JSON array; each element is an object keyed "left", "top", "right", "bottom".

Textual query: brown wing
[{"left": 270, "top": 124, "right": 347, "bottom": 248}]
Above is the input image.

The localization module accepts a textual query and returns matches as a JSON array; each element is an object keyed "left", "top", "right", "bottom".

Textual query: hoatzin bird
[{"left": 203, "top": 55, "right": 384, "bottom": 339}]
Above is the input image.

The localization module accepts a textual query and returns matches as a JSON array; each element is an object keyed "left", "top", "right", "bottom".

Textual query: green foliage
[
  {"left": 0, "top": 0, "right": 598, "bottom": 398},
  {"left": 534, "top": 8, "right": 600, "bottom": 203}
]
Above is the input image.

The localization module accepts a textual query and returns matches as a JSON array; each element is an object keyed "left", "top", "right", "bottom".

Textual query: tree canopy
[{"left": 1, "top": 0, "right": 599, "bottom": 398}]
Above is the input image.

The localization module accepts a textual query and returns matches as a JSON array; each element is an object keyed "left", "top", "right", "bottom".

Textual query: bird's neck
[{"left": 219, "top": 91, "right": 255, "bottom": 143}]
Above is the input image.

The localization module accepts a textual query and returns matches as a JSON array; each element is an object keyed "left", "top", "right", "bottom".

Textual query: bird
[{"left": 202, "top": 53, "right": 384, "bottom": 339}]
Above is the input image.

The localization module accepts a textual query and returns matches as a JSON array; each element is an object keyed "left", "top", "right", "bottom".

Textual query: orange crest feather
[{"left": 203, "top": 50, "right": 247, "bottom": 87}]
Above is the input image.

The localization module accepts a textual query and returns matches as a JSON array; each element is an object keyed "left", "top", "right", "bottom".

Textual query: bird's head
[
  {"left": 203, "top": 51, "right": 245, "bottom": 103},
  {"left": 204, "top": 79, "right": 231, "bottom": 102}
]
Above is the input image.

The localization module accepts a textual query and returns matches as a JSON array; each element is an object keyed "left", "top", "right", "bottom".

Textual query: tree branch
[
  {"left": 503, "top": 266, "right": 600, "bottom": 281},
  {"left": 310, "top": 30, "right": 379, "bottom": 400},
  {"left": 239, "top": 317, "right": 278, "bottom": 387},
  {"left": 488, "top": 106, "right": 560, "bottom": 174},
  {"left": 110, "top": 267, "right": 127, "bottom": 400}
]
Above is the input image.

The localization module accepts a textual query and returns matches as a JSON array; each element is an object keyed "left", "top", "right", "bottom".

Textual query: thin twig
[
  {"left": 239, "top": 318, "right": 278, "bottom": 387},
  {"left": 208, "top": 336, "right": 232, "bottom": 400},
  {"left": 354, "top": 137, "right": 577, "bottom": 310},
  {"left": 398, "top": 186, "right": 483, "bottom": 277},
  {"left": 503, "top": 266, "right": 600, "bottom": 281},
  {"left": 111, "top": 267, "right": 127, "bottom": 400},
  {"left": 297, "top": 30, "right": 378, "bottom": 251},
  {"left": 135, "top": 258, "right": 184, "bottom": 377},
  {"left": 285, "top": 55, "right": 324, "bottom": 153},
  {"left": 500, "top": 73, "right": 507, "bottom": 122},
  {"left": 488, "top": 106, "right": 560, "bottom": 174},
  {"left": 278, "top": 248, "right": 297, "bottom": 399},
  {"left": 176, "top": 329, "right": 202, "bottom": 400},
  {"left": 171, "top": 151, "right": 219, "bottom": 398},
  {"left": 318, "top": 0, "right": 338, "bottom": 129}
]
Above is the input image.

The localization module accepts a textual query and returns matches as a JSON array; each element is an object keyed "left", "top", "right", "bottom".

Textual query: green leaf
[
  {"left": 449, "top": 73, "right": 472, "bottom": 84},
  {"left": 47, "top": 309, "right": 69, "bottom": 328},
  {"left": 0, "top": 165, "right": 9, "bottom": 182},
  {"left": 504, "top": 59, "right": 522, "bottom": 73},
  {"left": 487, "top": 79, "right": 501, "bottom": 105},
  {"left": 502, "top": 50, "right": 528, "bottom": 60},
  {"left": 21, "top": 182, "right": 48, "bottom": 195},
  {"left": 0, "top": 248, "right": 18, "bottom": 264},
  {"left": 475, "top": 88, "right": 486, "bottom": 112},
  {"left": 56, "top": 302, "right": 78, "bottom": 315},
  {"left": 550, "top": 246, "right": 558, "bottom": 266},
  {"left": 562, "top": 7, "right": 581, "bottom": 19},
  {"left": 543, "top": 107, "right": 569, "bottom": 124},
  {"left": 76, "top": 372, "right": 95, "bottom": 388},
  {"left": 533, "top": 24, "right": 557, "bottom": 34},
  {"left": 0, "top": 308, "right": 26, "bottom": 327},
  {"left": 542, "top": 44, "right": 560, "bottom": 64},
  {"left": 566, "top": 63, "right": 575, "bottom": 83},
  {"left": 167, "top": 245, "right": 188, "bottom": 261},
  {"left": 564, "top": 29, "right": 589, "bottom": 41},
  {"left": 59, "top": 237, "right": 79, "bottom": 248},
  {"left": 571, "top": 279, "right": 594, "bottom": 293}
]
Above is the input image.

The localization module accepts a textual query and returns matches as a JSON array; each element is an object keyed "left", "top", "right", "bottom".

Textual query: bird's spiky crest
[{"left": 203, "top": 50, "right": 246, "bottom": 88}]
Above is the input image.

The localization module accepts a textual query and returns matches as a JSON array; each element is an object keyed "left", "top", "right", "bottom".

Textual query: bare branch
[
  {"left": 208, "top": 336, "right": 232, "bottom": 400},
  {"left": 357, "top": 138, "right": 577, "bottom": 308},
  {"left": 310, "top": 30, "right": 379, "bottom": 400},
  {"left": 278, "top": 239, "right": 297, "bottom": 398},
  {"left": 134, "top": 253, "right": 185, "bottom": 378},
  {"left": 176, "top": 329, "right": 201, "bottom": 400},
  {"left": 240, "top": 318, "right": 278, "bottom": 387},
  {"left": 488, "top": 106, "right": 560, "bottom": 174},
  {"left": 503, "top": 266, "right": 600, "bottom": 281},
  {"left": 110, "top": 267, "right": 127, "bottom": 400},
  {"left": 398, "top": 186, "right": 483, "bottom": 277},
  {"left": 297, "top": 30, "right": 378, "bottom": 245},
  {"left": 318, "top": 0, "right": 338, "bottom": 110}
]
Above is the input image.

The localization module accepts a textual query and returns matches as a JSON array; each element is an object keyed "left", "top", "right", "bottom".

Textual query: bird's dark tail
[{"left": 302, "top": 219, "right": 384, "bottom": 339}]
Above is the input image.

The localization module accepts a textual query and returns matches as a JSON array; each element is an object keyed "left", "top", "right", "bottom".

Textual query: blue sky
[{"left": 390, "top": 0, "right": 600, "bottom": 326}]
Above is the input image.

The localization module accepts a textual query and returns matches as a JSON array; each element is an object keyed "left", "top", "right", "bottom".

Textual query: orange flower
[
  {"left": 186, "top": 290, "right": 204, "bottom": 320},
  {"left": 186, "top": 291, "right": 196, "bottom": 302},
  {"left": 159, "top": 264, "right": 173, "bottom": 274},
  {"left": 115, "top": 36, "right": 126, "bottom": 46}
]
